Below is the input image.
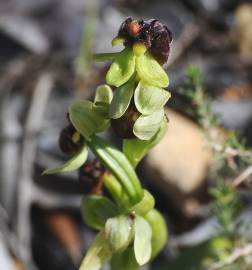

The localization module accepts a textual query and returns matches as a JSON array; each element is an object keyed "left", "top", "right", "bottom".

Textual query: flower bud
[
  {"left": 111, "top": 102, "right": 140, "bottom": 139},
  {"left": 58, "top": 125, "right": 84, "bottom": 156},
  {"left": 78, "top": 160, "right": 106, "bottom": 194}
]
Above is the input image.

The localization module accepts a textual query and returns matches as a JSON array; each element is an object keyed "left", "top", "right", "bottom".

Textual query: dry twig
[
  {"left": 208, "top": 243, "right": 252, "bottom": 270},
  {"left": 232, "top": 166, "right": 252, "bottom": 188},
  {"left": 17, "top": 72, "right": 53, "bottom": 269}
]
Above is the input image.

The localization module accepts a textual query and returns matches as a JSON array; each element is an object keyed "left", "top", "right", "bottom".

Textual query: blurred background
[{"left": 0, "top": 0, "right": 252, "bottom": 269}]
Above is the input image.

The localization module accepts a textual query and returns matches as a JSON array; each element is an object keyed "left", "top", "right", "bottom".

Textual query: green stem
[
  {"left": 93, "top": 52, "right": 118, "bottom": 62},
  {"left": 76, "top": 0, "right": 98, "bottom": 78}
]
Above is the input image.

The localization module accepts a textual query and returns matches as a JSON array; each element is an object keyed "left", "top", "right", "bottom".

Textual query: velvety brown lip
[{"left": 116, "top": 17, "right": 172, "bottom": 64}]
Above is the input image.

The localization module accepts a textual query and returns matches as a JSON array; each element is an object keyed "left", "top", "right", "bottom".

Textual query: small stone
[
  {"left": 143, "top": 109, "right": 212, "bottom": 211},
  {"left": 235, "top": 4, "right": 252, "bottom": 63}
]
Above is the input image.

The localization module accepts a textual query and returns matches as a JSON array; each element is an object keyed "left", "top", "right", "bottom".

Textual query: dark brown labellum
[
  {"left": 58, "top": 125, "right": 84, "bottom": 156},
  {"left": 111, "top": 102, "right": 140, "bottom": 139},
  {"left": 148, "top": 19, "right": 172, "bottom": 65},
  {"left": 117, "top": 17, "right": 172, "bottom": 65}
]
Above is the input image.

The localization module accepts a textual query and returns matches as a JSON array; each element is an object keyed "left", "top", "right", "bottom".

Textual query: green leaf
[
  {"left": 136, "top": 52, "right": 169, "bottom": 88},
  {"left": 42, "top": 145, "right": 88, "bottom": 174},
  {"left": 94, "top": 85, "right": 113, "bottom": 105},
  {"left": 134, "top": 215, "right": 152, "bottom": 266},
  {"left": 106, "top": 48, "right": 136, "bottom": 87},
  {"left": 123, "top": 119, "right": 167, "bottom": 167},
  {"left": 134, "top": 81, "right": 171, "bottom": 115},
  {"left": 133, "top": 110, "right": 164, "bottom": 140},
  {"left": 105, "top": 215, "right": 133, "bottom": 252},
  {"left": 111, "top": 248, "right": 140, "bottom": 270},
  {"left": 144, "top": 209, "right": 168, "bottom": 259},
  {"left": 79, "top": 231, "right": 112, "bottom": 270},
  {"left": 81, "top": 195, "right": 119, "bottom": 230},
  {"left": 69, "top": 100, "right": 109, "bottom": 140},
  {"left": 103, "top": 174, "right": 131, "bottom": 208},
  {"left": 131, "top": 190, "right": 155, "bottom": 216},
  {"left": 87, "top": 135, "right": 143, "bottom": 205},
  {"left": 109, "top": 79, "right": 135, "bottom": 119}
]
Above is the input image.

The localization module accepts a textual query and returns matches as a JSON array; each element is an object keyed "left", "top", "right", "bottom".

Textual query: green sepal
[
  {"left": 144, "top": 209, "right": 168, "bottom": 259},
  {"left": 87, "top": 135, "right": 143, "bottom": 205},
  {"left": 42, "top": 145, "right": 88, "bottom": 174},
  {"left": 69, "top": 100, "right": 109, "bottom": 140},
  {"left": 79, "top": 231, "right": 112, "bottom": 270},
  {"left": 81, "top": 195, "right": 119, "bottom": 230},
  {"left": 130, "top": 190, "right": 155, "bottom": 216},
  {"left": 105, "top": 215, "right": 133, "bottom": 252},
  {"left": 109, "top": 79, "right": 135, "bottom": 119},
  {"left": 123, "top": 118, "right": 167, "bottom": 168},
  {"left": 136, "top": 52, "right": 169, "bottom": 88},
  {"left": 111, "top": 248, "right": 140, "bottom": 270},
  {"left": 106, "top": 48, "right": 136, "bottom": 87},
  {"left": 134, "top": 215, "right": 152, "bottom": 266},
  {"left": 134, "top": 81, "right": 171, "bottom": 115},
  {"left": 133, "top": 110, "right": 164, "bottom": 140}
]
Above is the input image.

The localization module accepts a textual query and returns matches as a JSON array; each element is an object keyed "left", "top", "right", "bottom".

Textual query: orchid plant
[{"left": 43, "top": 17, "right": 172, "bottom": 270}]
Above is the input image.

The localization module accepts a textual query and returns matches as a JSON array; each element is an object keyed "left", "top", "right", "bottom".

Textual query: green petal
[
  {"left": 81, "top": 195, "right": 119, "bottom": 230},
  {"left": 93, "top": 85, "right": 113, "bottom": 118},
  {"left": 105, "top": 215, "right": 133, "bottom": 252},
  {"left": 87, "top": 135, "right": 143, "bottom": 205},
  {"left": 130, "top": 190, "right": 155, "bottom": 215},
  {"left": 134, "top": 215, "right": 152, "bottom": 266},
  {"left": 133, "top": 110, "right": 164, "bottom": 140},
  {"left": 42, "top": 145, "right": 88, "bottom": 174},
  {"left": 123, "top": 118, "right": 167, "bottom": 167},
  {"left": 109, "top": 79, "right": 135, "bottom": 119},
  {"left": 144, "top": 209, "right": 168, "bottom": 259},
  {"left": 106, "top": 48, "right": 136, "bottom": 87},
  {"left": 134, "top": 81, "right": 171, "bottom": 115},
  {"left": 133, "top": 43, "right": 147, "bottom": 56},
  {"left": 136, "top": 52, "right": 169, "bottom": 88},
  {"left": 112, "top": 37, "right": 125, "bottom": 47},
  {"left": 69, "top": 100, "right": 109, "bottom": 140},
  {"left": 94, "top": 85, "right": 113, "bottom": 105},
  {"left": 79, "top": 231, "right": 112, "bottom": 270}
]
